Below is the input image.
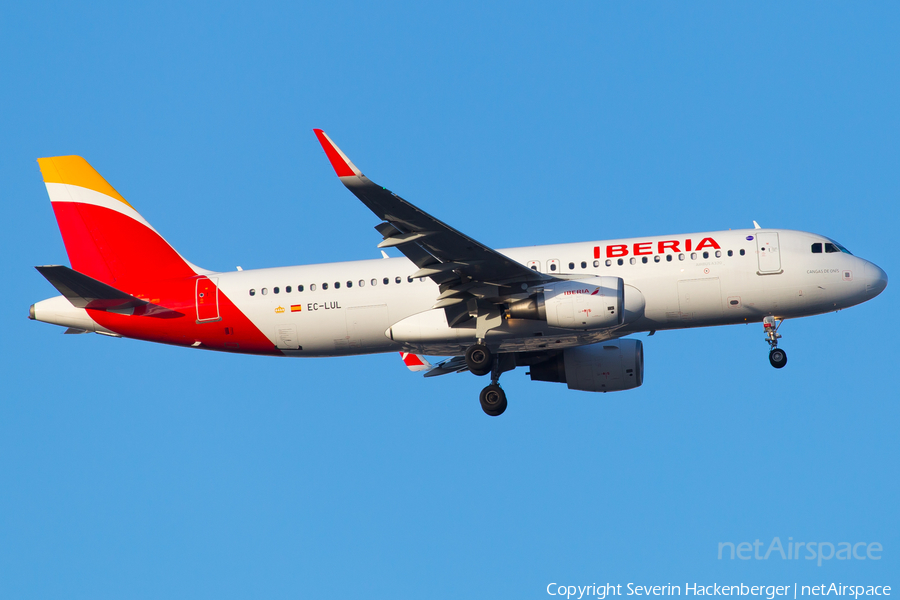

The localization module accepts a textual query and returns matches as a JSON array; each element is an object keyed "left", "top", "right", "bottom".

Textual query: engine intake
[{"left": 529, "top": 339, "right": 644, "bottom": 392}]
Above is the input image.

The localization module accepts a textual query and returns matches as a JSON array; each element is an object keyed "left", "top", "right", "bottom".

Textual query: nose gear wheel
[
  {"left": 769, "top": 348, "right": 787, "bottom": 368},
  {"left": 763, "top": 316, "right": 788, "bottom": 369}
]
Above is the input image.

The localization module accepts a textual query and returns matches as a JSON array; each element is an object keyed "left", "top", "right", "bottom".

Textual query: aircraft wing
[{"left": 314, "top": 130, "right": 557, "bottom": 301}]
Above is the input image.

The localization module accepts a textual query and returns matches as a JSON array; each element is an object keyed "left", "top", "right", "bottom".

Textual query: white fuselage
[{"left": 205, "top": 228, "right": 885, "bottom": 357}]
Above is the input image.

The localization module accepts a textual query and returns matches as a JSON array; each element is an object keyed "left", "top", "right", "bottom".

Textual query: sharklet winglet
[{"left": 314, "top": 129, "right": 362, "bottom": 178}]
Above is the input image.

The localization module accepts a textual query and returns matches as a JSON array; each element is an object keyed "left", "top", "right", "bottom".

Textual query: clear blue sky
[{"left": 1, "top": 2, "right": 897, "bottom": 598}]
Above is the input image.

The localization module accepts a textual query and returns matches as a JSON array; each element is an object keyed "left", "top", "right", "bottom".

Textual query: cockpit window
[
  {"left": 825, "top": 239, "right": 853, "bottom": 255},
  {"left": 811, "top": 243, "right": 822, "bottom": 253}
]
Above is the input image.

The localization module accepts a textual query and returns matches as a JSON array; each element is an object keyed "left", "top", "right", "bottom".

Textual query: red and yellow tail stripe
[
  {"left": 38, "top": 156, "right": 200, "bottom": 292},
  {"left": 36, "top": 156, "right": 281, "bottom": 356}
]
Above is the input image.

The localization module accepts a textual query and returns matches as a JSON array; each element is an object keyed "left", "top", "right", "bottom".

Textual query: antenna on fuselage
[{"left": 753, "top": 221, "right": 762, "bottom": 229}]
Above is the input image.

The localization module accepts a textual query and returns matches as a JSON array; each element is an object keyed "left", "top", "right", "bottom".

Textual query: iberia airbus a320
[{"left": 30, "top": 130, "right": 888, "bottom": 415}]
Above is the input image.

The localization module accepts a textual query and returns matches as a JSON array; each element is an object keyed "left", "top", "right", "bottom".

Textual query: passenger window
[
  {"left": 715, "top": 251, "right": 721, "bottom": 258},
  {"left": 550, "top": 263, "right": 557, "bottom": 272},
  {"left": 629, "top": 257, "right": 636, "bottom": 265},
  {"left": 261, "top": 288, "right": 268, "bottom": 295},
  {"left": 383, "top": 277, "right": 389, "bottom": 285},
  {"left": 286, "top": 286, "right": 292, "bottom": 293},
  {"left": 617, "top": 258, "right": 624, "bottom": 266},
  {"left": 702, "top": 251, "right": 709, "bottom": 259},
  {"left": 690, "top": 253, "right": 697, "bottom": 260},
  {"left": 740, "top": 249, "right": 746, "bottom": 256},
  {"left": 322, "top": 283, "right": 329, "bottom": 290},
  {"left": 359, "top": 280, "right": 365, "bottom": 287},
  {"left": 310, "top": 284, "right": 316, "bottom": 291},
  {"left": 407, "top": 276, "right": 413, "bottom": 283},
  {"left": 605, "top": 259, "right": 611, "bottom": 267},
  {"left": 825, "top": 243, "right": 840, "bottom": 253},
  {"left": 371, "top": 279, "right": 377, "bottom": 286},
  {"left": 678, "top": 254, "right": 685, "bottom": 261},
  {"left": 531, "top": 265, "right": 538, "bottom": 271},
  {"left": 666, "top": 255, "right": 673, "bottom": 262},
  {"left": 811, "top": 243, "right": 822, "bottom": 253},
  {"left": 641, "top": 256, "right": 648, "bottom": 264},
  {"left": 347, "top": 281, "right": 352, "bottom": 288},
  {"left": 298, "top": 285, "right": 304, "bottom": 292},
  {"left": 727, "top": 250, "right": 733, "bottom": 257},
  {"left": 581, "top": 261, "right": 587, "bottom": 269},
  {"left": 395, "top": 276, "right": 402, "bottom": 284},
  {"left": 594, "top": 260, "right": 601, "bottom": 267},
  {"left": 654, "top": 255, "right": 661, "bottom": 263},
  {"left": 249, "top": 289, "right": 256, "bottom": 296},
  {"left": 274, "top": 287, "right": 280, "bottom": 294}
]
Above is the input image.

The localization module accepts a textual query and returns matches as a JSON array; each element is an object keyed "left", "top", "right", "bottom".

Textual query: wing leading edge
[{"left": 313, "top": 129, "right": 557, "bottom": 326}]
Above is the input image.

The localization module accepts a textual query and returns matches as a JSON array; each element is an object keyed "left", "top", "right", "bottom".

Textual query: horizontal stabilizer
[
  {"left": 422, "top": 355, "right": 470, "bottom": 377},
  {"left": 35, "top": 265, "right": 182, "bottom": 317}
]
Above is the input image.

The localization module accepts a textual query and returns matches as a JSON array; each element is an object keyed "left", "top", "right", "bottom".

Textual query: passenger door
[
  {"left": 756, "top": 232, "right": 782, "bottom": 274},
  {"left": 195, "top": 277, "right": 220, "bottom": 323}
]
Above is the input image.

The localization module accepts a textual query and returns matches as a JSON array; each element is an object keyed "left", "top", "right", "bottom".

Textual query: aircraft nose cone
[{"left": 864, "top": 261, "right": 888, "bottom": 297}]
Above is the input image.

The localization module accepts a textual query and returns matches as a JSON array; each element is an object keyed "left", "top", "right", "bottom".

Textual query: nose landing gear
[{"left": 764, "top": 316, "right": 788, "bottom": 369}]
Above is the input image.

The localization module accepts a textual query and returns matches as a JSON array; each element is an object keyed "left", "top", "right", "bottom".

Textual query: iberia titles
[{"left": 594, "top": 237, "right": 721, "bottom": 259}]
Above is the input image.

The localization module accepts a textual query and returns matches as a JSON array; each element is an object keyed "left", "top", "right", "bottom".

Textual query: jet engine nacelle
[
  {"left": 529, "top": 339, "right": 644, "bottom": 392},
  {"left": 509, "top": 277, "right": 643, "bottom": 330}
]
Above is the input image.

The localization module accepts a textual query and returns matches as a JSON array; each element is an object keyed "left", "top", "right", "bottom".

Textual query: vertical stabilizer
[{"left": 38, "top": 156, "right": 199, "bottom": 292}]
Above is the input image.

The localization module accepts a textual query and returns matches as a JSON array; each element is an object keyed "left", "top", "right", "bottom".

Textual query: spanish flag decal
[{"left": 290, "top": 305, "right": 302, "bottom": 312}]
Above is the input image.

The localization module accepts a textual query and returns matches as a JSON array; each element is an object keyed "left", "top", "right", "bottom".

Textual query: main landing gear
[
  {"left": 763, "top": 316, "right": 788, "bottom": 369},
  {"left": 479, "top": 384, "right": 507, "bottom": 417},
  {"left": 465, "top": 343, "right": 492, "bottom": 376},
  {"left": 465, "top": 342, "right": 511, "bottom": 416}
]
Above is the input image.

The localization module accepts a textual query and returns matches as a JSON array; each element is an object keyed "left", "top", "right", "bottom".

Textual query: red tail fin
[{"left": 38, "top": 156, "right": 199, "bottom": 293}]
